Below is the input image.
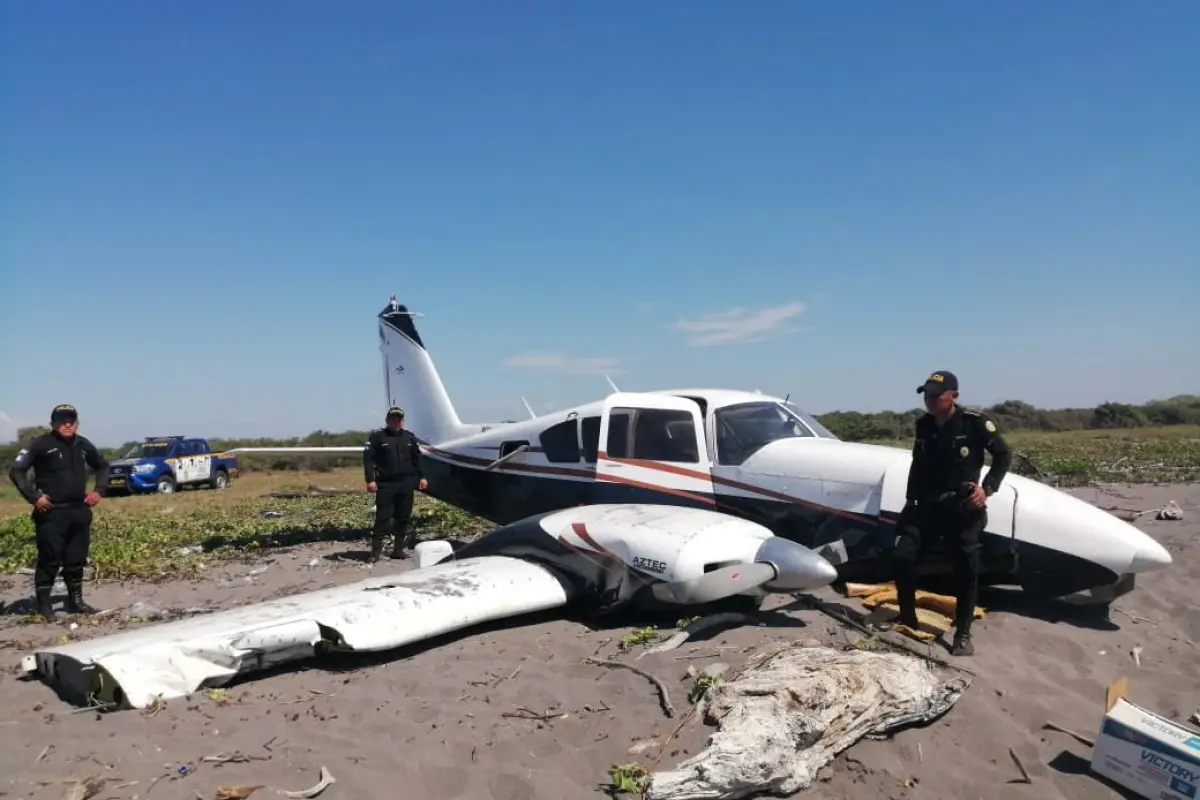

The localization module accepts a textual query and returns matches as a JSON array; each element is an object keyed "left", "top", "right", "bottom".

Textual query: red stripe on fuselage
[{"left": 423, "top": 445, "right": 882, "bottom": 525}]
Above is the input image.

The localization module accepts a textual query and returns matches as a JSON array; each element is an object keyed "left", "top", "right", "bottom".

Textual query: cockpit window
[
  {"left": 781, "top": 401, "right": 839, "bottom": 440},
  {"left": 714, "top": 401, "right": 829, "bottom": 466}
]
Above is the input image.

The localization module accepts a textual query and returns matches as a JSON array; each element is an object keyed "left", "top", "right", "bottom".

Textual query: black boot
[
  {"left": 368, "top": 536, "right": 384, "bottom": 564},
  {"left": 950, "top": 630, "right": 974, "bottom": 656},
  {"left": 950, "top": 607, "right": 975, "bottom": 655},
  {"left": 35, "top": 587, "right": 56, "bottom": 621},
  {"left": 65, "top": 583, "right": 97, "bottom": 615},
  {"left": 896, "top": 591, "right": 920, "bottom": 629},
  {"left": 389, "top": 524, "right": 414, "bottom": 559}
]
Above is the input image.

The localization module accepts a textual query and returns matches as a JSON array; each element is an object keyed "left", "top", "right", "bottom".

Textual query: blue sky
[{"left": 2, "top": 1, "right": 1197, "bottom": 446}]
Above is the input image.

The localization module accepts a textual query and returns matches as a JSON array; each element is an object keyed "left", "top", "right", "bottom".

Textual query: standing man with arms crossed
[
  {"left": 891, "top": 371, "right": 1012, "bottom": 656},
  {"left": 7, "top": 404, "right": 109, "bottom": 620},
  {"left": 363, "top": 406, "right": 428, "bottom": 563}
]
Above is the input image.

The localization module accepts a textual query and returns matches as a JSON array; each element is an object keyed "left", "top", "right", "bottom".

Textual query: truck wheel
[
  {"left": 210, "top": 469, "right": 229, "bottom": 490},
  {"left": 157, "top": 475, "right": 177, "bottom": 494}
]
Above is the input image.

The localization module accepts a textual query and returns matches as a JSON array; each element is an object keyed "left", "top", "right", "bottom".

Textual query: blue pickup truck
[{"left": 103, "top": 436, "right": 238, "bottom": 495}]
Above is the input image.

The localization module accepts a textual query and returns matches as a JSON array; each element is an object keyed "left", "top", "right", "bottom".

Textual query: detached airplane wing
[{"left": 25, "top": 556, "right": 569, "bottom": 709}]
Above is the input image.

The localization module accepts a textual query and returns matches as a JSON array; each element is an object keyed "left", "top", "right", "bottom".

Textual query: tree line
[{"left": 2, "top": 394, "right": 1197, "bottom": 473}]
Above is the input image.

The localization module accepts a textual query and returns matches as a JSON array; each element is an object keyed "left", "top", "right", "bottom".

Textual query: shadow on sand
[{"left": 1047, "top": 751, "right": 1141, "bottom": 799}]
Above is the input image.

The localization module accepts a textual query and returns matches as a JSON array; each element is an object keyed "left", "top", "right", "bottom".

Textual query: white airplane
[
  {"left": 26, "top": 503, "right": 837, "bottom": 709},
  {"left": 231, "top": 294, "right": 1173, "bottom": 609}
]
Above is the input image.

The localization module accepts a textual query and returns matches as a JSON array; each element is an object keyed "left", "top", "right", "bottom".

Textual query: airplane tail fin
[{"left": 378, "top": 295, "right": 477, "bottom": 444}]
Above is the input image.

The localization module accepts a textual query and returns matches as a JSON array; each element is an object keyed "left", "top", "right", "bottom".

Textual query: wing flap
[{"left": 26, "top": 556, "right": 569, "bottom": 709}]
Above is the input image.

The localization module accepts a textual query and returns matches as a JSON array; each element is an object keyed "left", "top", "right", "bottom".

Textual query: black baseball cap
[
  {"left": 50, "top": 404, "right": 78, "bottom": 422},
  {"left": 386, "top": 406, "right": 405, "bottom": 419},
  {"left": 916, "top": 371, "right": 958, "bottom": 395}
]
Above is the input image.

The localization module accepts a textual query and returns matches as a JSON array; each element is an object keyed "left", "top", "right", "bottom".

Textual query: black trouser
[
  {"left": 892, "top": 503, "right": 986, "bottom": 636},
  {"left": 372, "top": 479, "right": 416, "bottom": 550},
  {"left": 33, "top": 504, "right": 93, "bottom": 592}
]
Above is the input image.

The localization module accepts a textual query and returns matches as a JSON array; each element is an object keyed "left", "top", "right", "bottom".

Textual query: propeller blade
[{"left": 650, "top": 562, "right": 777, "bottom": 606}]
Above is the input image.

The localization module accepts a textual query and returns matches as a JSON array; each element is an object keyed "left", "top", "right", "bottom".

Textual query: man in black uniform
[
  {"left": 363, "top": 406, "right": 427, "bottom": 562},
  {"left": 892, "top": 371, "right": 1012, "bottom": 656},
  {"left": 7, "top": 404, "right": 109, "bottom": 620}
]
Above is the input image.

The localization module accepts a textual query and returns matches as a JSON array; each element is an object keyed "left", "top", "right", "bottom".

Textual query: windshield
[
  {"left": 782, "top": 401, "right": 839, "bottom": 440},
  {"left": 714, "top": 401, "right": 836, "bottom": 466},
  {"left": 123, "top": 442, "right": 173, "bottom": 459}
]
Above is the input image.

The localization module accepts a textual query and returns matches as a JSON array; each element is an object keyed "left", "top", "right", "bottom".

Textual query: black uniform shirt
[
  {"left": 8, "top": 432, "right": 109, "bottom": 505},
  {"left": 363, "top": 428, "right": 424, "bottom": 483},
  {"left": 905, "top": 407, "right": 1012, "bottom": 503}
]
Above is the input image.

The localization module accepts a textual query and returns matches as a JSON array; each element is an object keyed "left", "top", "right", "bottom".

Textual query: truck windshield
[
  {"left": 123, "top": 442, "right": 173, "bottom": 459},
  {"left": 714, "top": 401, "right": 837, "bottom": 465}
]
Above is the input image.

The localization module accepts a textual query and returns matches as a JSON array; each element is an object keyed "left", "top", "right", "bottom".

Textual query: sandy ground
[{"left": 0, "top": 483, "right": 1196, "bottom": 800}]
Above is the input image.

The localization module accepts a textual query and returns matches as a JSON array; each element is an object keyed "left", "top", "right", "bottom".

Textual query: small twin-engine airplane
[
  {"left": 27, "top": 503, "right": 836, "bottom": 708},
  {"left": 234, "top": 294, "right": 1172, "bottom": 608}
]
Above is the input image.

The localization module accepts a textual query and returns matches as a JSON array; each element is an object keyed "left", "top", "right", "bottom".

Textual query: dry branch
[{"left": 583, "top": 657, "right": 675, "bottom": 718}]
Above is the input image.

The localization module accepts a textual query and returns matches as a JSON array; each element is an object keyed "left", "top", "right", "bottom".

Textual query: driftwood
[{"left": 646, "top": 645, "right": 970, "bottom": 799}]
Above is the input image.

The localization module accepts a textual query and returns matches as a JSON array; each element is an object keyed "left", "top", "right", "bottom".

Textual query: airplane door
[{"left": 595, "top": 393, "right": 713, "bottom": 505}]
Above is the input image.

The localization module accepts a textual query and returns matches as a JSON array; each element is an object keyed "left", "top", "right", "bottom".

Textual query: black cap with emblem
[
  {"left": 916, "top": 370, "right": 958, "bottom": 395},
  {"left": 386, "top": 406, "right": 405, "bottom": 419},
  {"left": 50, "top": 404, "right": 78, "bottom": 423}
]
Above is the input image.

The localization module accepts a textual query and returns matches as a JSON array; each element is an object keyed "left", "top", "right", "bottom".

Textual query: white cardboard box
[{"left": 1090, "top": 677, "right": 1200, "bottom": 800}]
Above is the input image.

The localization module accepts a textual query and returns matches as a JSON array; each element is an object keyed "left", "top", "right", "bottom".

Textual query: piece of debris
[
  {"left": 279, "top": 766, "right": 336, "bottom": 799},
  {"left": 63, "top": 776, "right": 112, "bottom": 800},
  {"left": 215, "top": 787, "right": 264, "bottom": 800},
  {"left": 645, "top": 645, "right": 970, "bottom": 799},
  {"left": 1042, "top": 721, "right": 1095, "bottom": 747},
  {"left": 1155, "top": 500, "right": 1183, "bottom": 520},
  {"left": 202, "top": 750, "right": 271, "bottom": 765},
  {"left": 127, "top": 601, "right": 168, "bottom": 620},
  {"left": 1008, "top": 747, "right": 1032, "bottom": 783},
  {"left": 501, "top": 705, "right": 569, "bottom": 724},
  {"left": 1131, "top": 646, "right": 1143, "bottom": 667},
  {"left": 639, "top": 612, "right": 760, "bottom": 658}
]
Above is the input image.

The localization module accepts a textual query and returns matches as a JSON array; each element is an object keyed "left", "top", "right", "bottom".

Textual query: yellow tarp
[{"left": 842, "top": 581, "right": 986, "bottom": 644}]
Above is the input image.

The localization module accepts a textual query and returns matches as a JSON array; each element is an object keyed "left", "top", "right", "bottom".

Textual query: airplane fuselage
[{"left": 409, "top": 387, "right": 1170, "bottom": 602}]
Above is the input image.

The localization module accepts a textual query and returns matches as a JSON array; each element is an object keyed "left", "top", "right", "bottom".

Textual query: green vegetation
[
  {"left": 687, "top": 672, "right": 724, "bottom": 703},
  {"left": 874, "top": 425, "right": 1200, "bottom": 487},
  {"left": 606, "top": 763, "right": 650, "bottom": 795},
  {"left": 0, "top": 469, "right": 490, "bottom": 579}
]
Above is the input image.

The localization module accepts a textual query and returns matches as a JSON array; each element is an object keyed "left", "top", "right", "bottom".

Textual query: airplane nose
[
  {"left": 1129, "top": 537, "right": 1172, "bottom": 572},
  {"left": 754, "top": 537, "right": 839, "bottom": 591}
]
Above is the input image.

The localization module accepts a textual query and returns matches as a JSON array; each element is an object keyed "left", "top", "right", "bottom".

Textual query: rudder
[{"left": 377, "top": 295, "right": 470, "bottom": 444}]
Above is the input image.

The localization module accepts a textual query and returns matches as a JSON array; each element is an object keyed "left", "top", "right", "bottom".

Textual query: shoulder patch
[
  {"left": 985, "top": 419, "right": 996, "bottom": 433},
  {"left": 14, "top": 448, "right": 31, "bottom": 467}
]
